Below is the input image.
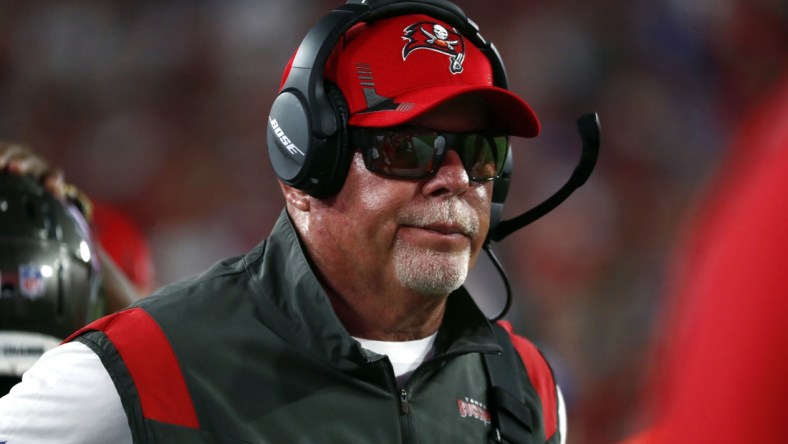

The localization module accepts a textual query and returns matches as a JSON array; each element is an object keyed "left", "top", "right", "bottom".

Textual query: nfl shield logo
[{"left": 19, "top": 264, "right": 46, "bottom": 299}]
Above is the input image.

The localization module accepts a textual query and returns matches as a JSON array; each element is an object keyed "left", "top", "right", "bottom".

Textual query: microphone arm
[{"left": 490, "top": 112, "right": 601, "bottom": 242}]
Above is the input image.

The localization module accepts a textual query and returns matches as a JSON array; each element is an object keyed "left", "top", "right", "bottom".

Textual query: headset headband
[{"left": 281, "top": 0, "right": 509, "bottom": 140}]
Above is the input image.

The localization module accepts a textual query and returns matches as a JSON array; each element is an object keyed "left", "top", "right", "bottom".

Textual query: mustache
[{"left": 397, "top": 200, "right": 480, "bottom": 237}]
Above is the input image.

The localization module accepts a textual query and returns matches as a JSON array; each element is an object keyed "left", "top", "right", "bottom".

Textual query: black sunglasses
[{"left": 349, "top": 126, "right": 509, "bottom": 181}]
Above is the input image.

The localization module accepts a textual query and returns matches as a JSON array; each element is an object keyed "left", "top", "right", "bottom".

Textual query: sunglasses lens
[
  {"left": 459, "top": 134, "right": 508, "bottom": 180},
  {"left": 357, "top": 128, "right": 508, "bottom": 181},
  {"left": 365, "top": 132, "right": 438, "bottom": 178}
]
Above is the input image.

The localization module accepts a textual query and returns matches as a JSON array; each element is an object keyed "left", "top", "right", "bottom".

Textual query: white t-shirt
[{"left": 354, "top": 333, "right": 438, "bottom": 387}]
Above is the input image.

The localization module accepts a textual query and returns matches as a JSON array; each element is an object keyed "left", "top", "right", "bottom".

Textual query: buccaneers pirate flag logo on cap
[{"left": 402, "top": 21, "right": 466, "bottom": 74}]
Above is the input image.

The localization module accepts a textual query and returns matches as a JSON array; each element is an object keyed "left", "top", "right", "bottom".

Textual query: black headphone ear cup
[
  {"left": 267, "top": 82, "right": 352, "bottom": 198},
  {"left": 314, "top": 82, "right": 353, "bottom": 197},
  {"left": 267, "top": 89, "right": 313, "bottom": 190}
]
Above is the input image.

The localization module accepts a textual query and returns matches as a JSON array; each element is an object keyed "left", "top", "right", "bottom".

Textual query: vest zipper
[
  {"left": 373, "top": 357, "right": 413, "bottom": 443},
  {"left": 399, "top": 388, "right": 412, "bottom": 443}
]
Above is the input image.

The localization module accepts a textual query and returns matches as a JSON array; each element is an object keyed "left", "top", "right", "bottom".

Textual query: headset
[{"left": 268, "top": 0, "right": 601, "bottom": 319}]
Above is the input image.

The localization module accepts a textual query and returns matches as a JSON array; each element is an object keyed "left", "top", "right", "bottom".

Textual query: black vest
[{"left": 68, "top": 211, "right": 561, "bottom": 443}]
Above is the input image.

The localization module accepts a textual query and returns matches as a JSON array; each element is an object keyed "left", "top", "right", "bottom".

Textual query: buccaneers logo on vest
[
  {"left": 402, "top": 21, "right": 466, "bottom": 74},
  {"left": 457, "top": 397, "right": 491, "bottom": 425}
]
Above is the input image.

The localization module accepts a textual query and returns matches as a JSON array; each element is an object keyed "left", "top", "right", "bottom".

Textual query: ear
[{"left": 279, "top": 180, "right": 310, "bottom": 212}]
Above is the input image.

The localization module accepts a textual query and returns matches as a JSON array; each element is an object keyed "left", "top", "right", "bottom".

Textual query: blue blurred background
[{"left": 0, "top": 1, "right": 784, "bottom": 442}]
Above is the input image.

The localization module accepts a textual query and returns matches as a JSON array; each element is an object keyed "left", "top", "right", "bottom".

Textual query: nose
[{"left": 422, "top": 150, "right": 469, "bottom": 197}]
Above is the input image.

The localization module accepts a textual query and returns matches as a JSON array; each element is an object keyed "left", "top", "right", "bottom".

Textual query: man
[{"left": 0, "top": 3, "right": 567, "bottom": 443}]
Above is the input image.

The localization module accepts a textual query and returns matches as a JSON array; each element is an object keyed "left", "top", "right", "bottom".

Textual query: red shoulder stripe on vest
[
  {"left": 65, "top": 308, "right": 200, "bottom": 429},
  {"left": 496, "top": 320, "right": 558, "bottom": 440}
]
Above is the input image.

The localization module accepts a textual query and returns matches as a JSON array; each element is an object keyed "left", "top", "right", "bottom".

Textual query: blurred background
[{"left": 0, "top": 0, "right": 784, "bottom": 442}]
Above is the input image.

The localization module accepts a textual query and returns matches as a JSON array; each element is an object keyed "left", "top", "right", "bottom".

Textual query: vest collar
[{"left": 244, "top": 210, "right": 501, "bottom": 370}]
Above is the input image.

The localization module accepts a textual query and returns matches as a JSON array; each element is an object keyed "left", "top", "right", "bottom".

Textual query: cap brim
[{"left": 347, "top": 85, "right": 540, "bottom": 138}]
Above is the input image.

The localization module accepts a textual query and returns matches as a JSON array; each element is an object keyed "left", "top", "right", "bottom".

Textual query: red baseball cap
[{"left": 281, "top": 14, "right": 540, "bottom": 138}]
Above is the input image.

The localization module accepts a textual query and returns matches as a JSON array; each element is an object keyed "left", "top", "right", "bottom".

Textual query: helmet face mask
[{"left": 0, "top": 172, "right": 102, "bottom": 379}]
